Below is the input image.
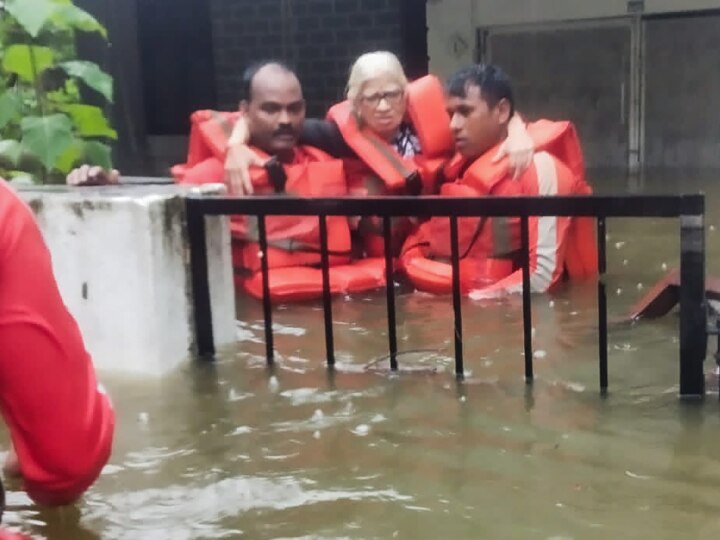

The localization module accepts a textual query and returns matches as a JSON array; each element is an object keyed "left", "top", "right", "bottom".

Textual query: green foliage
[
  {"left": 3, "top": 45, "right": 54, "bottom": 82},
  {"left": 20, "top": 114, "right": 74, "bottom": 170},
  {"left": 59, "top": 61, "right": 113, "bottom": 102},
  {"left": 0, "top": 0, "right": 115, "bottom": 183}
]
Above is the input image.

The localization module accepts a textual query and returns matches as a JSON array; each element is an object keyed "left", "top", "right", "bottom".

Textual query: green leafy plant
[{"left": 0, "top": 0, "right": 115, "bottom": 184}]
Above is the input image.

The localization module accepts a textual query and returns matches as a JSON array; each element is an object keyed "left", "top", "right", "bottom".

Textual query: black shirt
[{"left": 300, "top": 118, "right": 357, "bottom": 158}]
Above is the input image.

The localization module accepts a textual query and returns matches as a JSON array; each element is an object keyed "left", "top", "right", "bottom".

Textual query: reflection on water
[{"left": 4, "top": 171, "right": 720, "bottom": 539}]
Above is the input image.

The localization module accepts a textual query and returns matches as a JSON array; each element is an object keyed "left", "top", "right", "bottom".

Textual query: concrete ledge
[{"left": 17, "top": 183, "right": 235, "bottom": 376}]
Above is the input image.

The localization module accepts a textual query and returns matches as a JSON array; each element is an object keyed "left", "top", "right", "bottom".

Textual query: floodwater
[{"left": 4, "top": 171, "right": 720, "bottom": 539}]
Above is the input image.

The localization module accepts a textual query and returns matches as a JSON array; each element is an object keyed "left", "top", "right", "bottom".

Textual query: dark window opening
[
  {"left": 400, "top": 0, "right": 429, "bottom": 79},
  {"left": 137, "top": 0, "right": 217, "bottom": 135}
]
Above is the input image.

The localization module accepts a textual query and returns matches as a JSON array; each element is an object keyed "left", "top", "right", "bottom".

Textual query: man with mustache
[
  {"left": 175, "top": 61, "right": 375, "bottom": 300},
  {"left": 228, "top": 61, "right": 354, "bottom": 298},
  {"left": 239, "top": 62, "right": 307, "bottom": 170}
]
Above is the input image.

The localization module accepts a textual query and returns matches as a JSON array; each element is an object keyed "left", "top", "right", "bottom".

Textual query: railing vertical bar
[
  {"left": 449, "top": 216, "right": 464, "bottom": 379},
  {"left": 257, "top": 214, "right": 274, "bottom": 365},
  {"left": 186, "top": 199, "right": 215, "bottom": 359},
  {"left": 679, "top": 207, "right": 706, "bottom": 399},
  {"left": 383, "top": 217, "right": 398, "bottom": 371},
  {"left": 319, "top": 215, "right": 335, "bottom": 367},
  {"left": 521, "top": 215, "right": 533, "bottom": 382},
  {"left": 597, "top": 217, "right": 608, "bottom": 394}
]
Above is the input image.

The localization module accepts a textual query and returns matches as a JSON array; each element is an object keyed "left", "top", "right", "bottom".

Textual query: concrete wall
[
  {"left": 428, "top": 0, "right": 720, "bottom": 75},
  {"left": 644, "top": 14, "right": 720, "bottom": 168},
  {"left": 426, "top": 0, "right": 475, "bottom": 79},
  {"left": 427, "top": 0, "right": 720, "bottom": 170},
  {"left": 473, "top": 0, "right": 720, "bottom": 25},
  {"left": 488, "top": 24, "right": 631, "bottom": 169},
  {"left": 18, "top": 185, "right": 236, "bottom": 376}
]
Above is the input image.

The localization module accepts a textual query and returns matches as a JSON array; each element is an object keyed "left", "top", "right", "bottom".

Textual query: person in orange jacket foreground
[
  {"left": 173, "top": 61, "right": 387, "bottom": 301},
  {"left": 400, "top": 64, "right": 597, "bottom": 297},
  {"left": 0, "top": 179, "right": 115, "bottom": 531}
]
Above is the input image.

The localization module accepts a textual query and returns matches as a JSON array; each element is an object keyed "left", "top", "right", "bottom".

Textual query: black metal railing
[{"left": 185, "top": 194, "right": 707, "bottom": 399}]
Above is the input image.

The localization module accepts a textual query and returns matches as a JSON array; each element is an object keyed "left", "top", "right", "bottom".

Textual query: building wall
[
  {"left": 473, "top": 0, "right": 720, "bottom": 25},
  {"left": 427, "top": 0, "right": 720, "bottom": 170},
  {"left": 428, "top": 0, "right": 720, "bottom": 76},
  {"left": 209, "top": 0, "right": 405, "bottom": 116},
  {"left": 487, "top": 23, "right": 632, "bottom": 169},
  {"left": 644, "top": 14, "right": 720, "bottom": 168}
]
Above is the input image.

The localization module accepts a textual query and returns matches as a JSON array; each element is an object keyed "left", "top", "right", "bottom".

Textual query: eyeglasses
[{"left": 360, "top": 89, "right": 404, "bottom": 108}]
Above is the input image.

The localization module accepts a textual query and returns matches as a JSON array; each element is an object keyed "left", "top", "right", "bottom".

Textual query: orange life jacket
[
  {"left": 232, "top": 151, "right": 387, "bottom": 302},
  {"left": 401, "top": 120, "right": 597, "bottom": 295},
  {"left": 172, "top": 110, "right": 241, "bottom": 184},
  {"left": 401, "top": 144, "right": 522, "bottom": 293},
  {"left": 242, "top": 257, "right": 387, "bottom": 303},
  {"left": 325, "top": 74, "right": 454, "bottom": 197},
  {"left": 527, "top": 120, "right": 597, "bottom": 280},
  {"left": 230, "top": 145, "right": 352, "bottom": 275},
  {"left": 526, "top": 120, "right": 585, "bottom": 187}
]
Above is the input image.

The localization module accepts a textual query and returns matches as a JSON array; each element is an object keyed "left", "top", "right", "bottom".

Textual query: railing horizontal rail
[{"left": 185, "top": 194, "right": 704, "bottom": 218}]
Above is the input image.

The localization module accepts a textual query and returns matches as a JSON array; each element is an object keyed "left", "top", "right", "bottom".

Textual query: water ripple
[
  {"left": 123, "top": 446, "right": 196, "bottom": 471},
  {"left": 90, "top": 476, "right": 411, "bottom": 540}
]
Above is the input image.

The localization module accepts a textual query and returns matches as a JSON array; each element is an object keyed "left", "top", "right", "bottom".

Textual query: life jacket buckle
[
  {"left": 405, "top": 171, "right": 422, "bottom": 196},
  {"left": 264, "top": 157, "right": 287, "bottom": 193}
]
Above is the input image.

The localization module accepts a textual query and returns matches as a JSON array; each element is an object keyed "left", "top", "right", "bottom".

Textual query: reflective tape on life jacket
[
  {"left": 326, "top": 75, "right": 453, "bottom": 196},
  {"left": 526, "top": 119, "right": 597, "bottom": 280},
  {"left": 518, "top": 152, "right": 572, "bottom": 292},
  {"left": 469, "top": 151, "right": 597, "bottom": 297}
]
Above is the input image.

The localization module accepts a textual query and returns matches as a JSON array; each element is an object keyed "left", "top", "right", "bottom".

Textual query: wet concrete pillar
[{"left": 18, "top": 183, "right": 236, "bottom": 376}]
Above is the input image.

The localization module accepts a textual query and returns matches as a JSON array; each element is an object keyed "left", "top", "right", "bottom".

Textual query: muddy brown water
[{"left": 3, "top": 171, "right": 720, "bottom": 539}]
